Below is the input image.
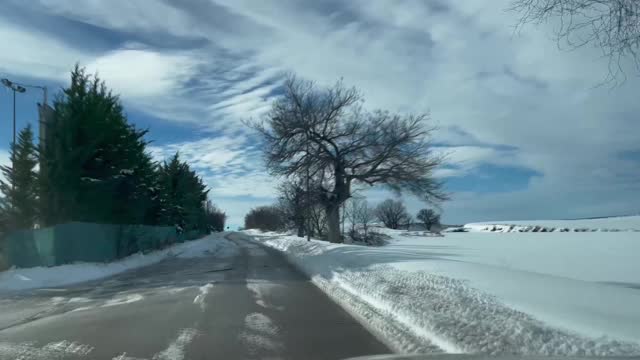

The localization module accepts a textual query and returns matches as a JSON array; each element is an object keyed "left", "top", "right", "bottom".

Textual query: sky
[{"left": 0, "top": 0, "right": 639, "bottom": 228}]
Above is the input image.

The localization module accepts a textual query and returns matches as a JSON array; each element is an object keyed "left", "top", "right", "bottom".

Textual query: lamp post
[
  {"left": 15, "top": 82, "right": 47, "bottom": 107},
  {"left": 1, "top": 79, "right": 27, "bottom": 153},
  {"left": 2, "top": 79, "right": 27, "bottom": 196},
  {"left": 306, "top": 133, "right": 311, "bottom": 242}
]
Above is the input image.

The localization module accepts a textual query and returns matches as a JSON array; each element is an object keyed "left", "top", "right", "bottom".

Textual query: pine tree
[
  {"left": 158, "top": 153, "right": 209, "bottom": 233},
  {"left": 0, "top": 125, "right": 39, "bottom": 231},
  {"left": 37, "top": 65, "right": 214, "bottom": 233},
  {"left": 40, "top": 65, "right": 156, "bottom": 226}
]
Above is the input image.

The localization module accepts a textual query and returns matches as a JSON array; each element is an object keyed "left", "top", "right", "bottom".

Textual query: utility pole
[
  {"left": 1, "top": 79, "right": 27, "bottom": 194},
  {"left": 2, "top": 78, "right": 47, "bottom": 193},
  {"left": 12, "top": 87, "right": 16, "bottom": 150},
  {"left": 306, "top": 129, "right": 311, "bottom": 242}
]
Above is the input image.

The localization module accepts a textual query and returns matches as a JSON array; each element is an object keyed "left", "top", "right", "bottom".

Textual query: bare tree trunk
[
  {"left": 340, "top": 202, "right": 345, "bottom": 238},
  {"left": 325, "top": 204, "right": 341, "bottom": 243},
  {"left": 297, "top": 224, "right": 305, "bottom": 237}
]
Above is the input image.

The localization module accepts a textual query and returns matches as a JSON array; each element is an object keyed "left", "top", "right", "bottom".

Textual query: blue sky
[{"left": 1, "top": 0, "right": 639, "bottom": 228}]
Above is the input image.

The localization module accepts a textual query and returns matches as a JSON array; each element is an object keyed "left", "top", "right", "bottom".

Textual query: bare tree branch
[
  {"left": 247, "top": 74, "right": 446, "bottom": 242},
  {"left": 509, "top": 0, "right": 640, "bottom": 84},
  {"left": 374, "top": 199, "right": 411, "bottom": 230}
]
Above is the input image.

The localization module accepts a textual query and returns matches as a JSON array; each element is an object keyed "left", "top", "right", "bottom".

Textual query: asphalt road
[{"left": 0, "top": 232, "right": 389, "bottom": 360}]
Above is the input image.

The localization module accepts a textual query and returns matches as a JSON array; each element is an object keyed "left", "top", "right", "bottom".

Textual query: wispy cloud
[{"left": 1, "top": 0, "right": 639, "bottom": 225}]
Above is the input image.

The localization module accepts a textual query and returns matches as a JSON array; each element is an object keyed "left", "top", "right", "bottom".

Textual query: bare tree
[
  {"left": 346, "top": 197, "right": 364, "bottom": 238},
  {"left": 345, "top": 198, "right": 360, "bottom": 239},
  {"left": 245, "top": 206, "right": 286, "bottom": 232},
  {"left": 204, "top": 200, "right": 227, "bottom": 232},
  {"left": 510, "top": 0, "right": 640, "bottom": 81},
  {"left": 416, "top": 208, "right": 440, "bottom": 231},
  {"left": 249, "top": 74, "right": 446, "bottom": 243},
  {"left": 357, "top": 200, "right": 376, "bottom": 239},
  {"left": 345, "top": 197, "right": 377, "bottom": 242},
  {"left": 308, "top": 202, "right": 328, "bottom": 238},
  {"left": 374, "top": 199, "right": 411, "bottom": 230},
  {"left": 277, "top": 179, "right": 307, "bottom": 237}
]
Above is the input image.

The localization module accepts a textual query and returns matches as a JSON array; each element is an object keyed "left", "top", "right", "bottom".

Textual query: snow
[
  {"left": 102, "top": 293, "right": 145, "bottom": 307},
  {"left": 0, "top": 232, "right": 235, "bottom": 292},
  {"left": 244, "top": 225, "right": 640, "bottom": 356},
  {"left": 193, "top": 283, "right": 215, "bottom": 310},
  {"left": 0, "top": 340, "right": 94, "bottom": 360},
  {"left": 240, "top": 312, "right": 283, "bottom": 354},
  {"left": 465, "top": 215, "right": 640, "bottom": 233},
  {"left": 153, "top": 328, "right": 198, "bottom": 360}
]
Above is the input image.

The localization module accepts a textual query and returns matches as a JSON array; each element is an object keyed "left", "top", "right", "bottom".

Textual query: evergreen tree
[
  {"left": 40, "top": 65, "right": 156, "bottom": 225},
  {"left": 37, "top": 65, "right": 215, "bottom": 234},
  {"left": 0, "top": 125, "right": 39, "bottom": 231},
  {"left": 158, "top": 153, "right": 209, "bottom": 233}
]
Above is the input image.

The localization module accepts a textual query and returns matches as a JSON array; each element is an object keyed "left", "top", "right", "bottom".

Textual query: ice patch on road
[
  {"left": 113, "top": 353, "right": 148, "bottom": 360},
  {"left": 246, "top": 281, "right": 285, "bottom": 311},
  {"left": 152, "top": 328, "right": 197, "bottom": 360},
  {"left": 244, "top": 312, "right": 278, "bottom": 335},
  {"left": 68, "top": 297, "right": 91, "bottom": 303},
  {"left": 167, "top": 287, "right": 190, "bottom": 294},
  {"left": 43, "top": 340, "right": 93, "bottom": 355},
  {"left": 102, "top": 294, "right": 144, "bottom": 308},
  {"left": 240, "top": 313, "right": 282, "bottom": 354},
  {"left": 0, "top": 340, "right": 93, "bottom": 359},
  {"left": 240, "top": 332, "right": 282, "bottom": 353},
  {"left": 50, "top": 296, "right": 66, "bottom": 306},
  {"left": 70, "top": 306, "right": 95, "bottom": 312},
  {"left": 193, "top": 283, "right": 215, "bottom": 310}
]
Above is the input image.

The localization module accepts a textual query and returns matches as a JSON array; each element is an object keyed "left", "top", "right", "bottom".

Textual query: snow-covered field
[
  {"left": 0, "top": 232, "right": 235, "bottom": 292},
  {"left": 463, "top": 215, "right": 640, "bottom": 233},
  {"left": 245, "top": 218, "right": 640, "bottom": 356}
]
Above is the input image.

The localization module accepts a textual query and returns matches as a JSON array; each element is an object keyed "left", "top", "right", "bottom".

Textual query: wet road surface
[{"left": 0, "top": 232, "right": 389, "bottom": 359}]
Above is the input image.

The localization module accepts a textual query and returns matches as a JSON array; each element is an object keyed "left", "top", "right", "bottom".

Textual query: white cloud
[
  {"left": 35, "top": 0, "right": 199, "bottom": 37},
  {"left": 0, "top": 21, "right": 91, "bottom": 80},
  {"left": 2, "top": 0, "right": 639, "bottom": 223},
  {"left": 149, "top": 135, "right": 249, "bottom": 169},
  {"left": 85, "top": 47, "right": 201, "bottom": 99}
]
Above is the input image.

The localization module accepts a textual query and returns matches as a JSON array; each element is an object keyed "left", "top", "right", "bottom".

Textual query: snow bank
[
  {"left": 0, "top": 232, "right": 234, "bottom": 292},
  {"left": 244, "top": 230, "right": 640, "bottom": 356},
  {"left": 465, "top": 215, "right": 640, "bottom": 233}
]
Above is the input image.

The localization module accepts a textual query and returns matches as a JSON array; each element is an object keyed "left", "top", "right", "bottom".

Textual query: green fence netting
[{"left": 3, "top": 222, "right": 198, "bottom": 268}]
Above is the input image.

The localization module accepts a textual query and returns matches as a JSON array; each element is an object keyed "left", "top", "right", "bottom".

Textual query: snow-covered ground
[
  {"left": 245, "top": 223, "right": 640, "bottom": 356},
  {"left": 0, "top": 232, "right": 236, "bottom": 292},
  {"left": 463, "top": 215, "right": 640, "bottom": 233}
]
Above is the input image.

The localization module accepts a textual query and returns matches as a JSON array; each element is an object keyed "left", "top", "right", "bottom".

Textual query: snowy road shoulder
[
  {"left": 0, "top": 232, "right": 236, "bottom": 292},
  {"left": 243, "top": 230, "right": 640, "bottom": 356}
]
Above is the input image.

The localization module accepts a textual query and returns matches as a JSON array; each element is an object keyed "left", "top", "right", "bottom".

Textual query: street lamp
[
  {"left": 14, "top": 82, "right": 47, "bottom": 107},
  {"left": 2, "top": 79, "right": 27, "bottom": 195},
  {"left": 1, "top": 78, "right": 26, "bottom": 154},
  {"left": 305, "top": 129, "right": 311, "bottom": 242}
]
